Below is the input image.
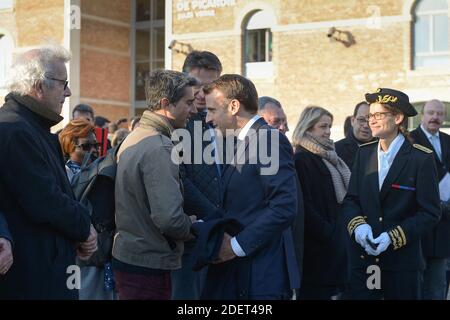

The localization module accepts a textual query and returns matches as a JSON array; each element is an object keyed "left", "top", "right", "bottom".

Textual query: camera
[
  {"left": 327, "top": 27, "right": 336, "bottom": 38},
  {"left": 168, "top": 39, "right": 176, "bottom": 50}
]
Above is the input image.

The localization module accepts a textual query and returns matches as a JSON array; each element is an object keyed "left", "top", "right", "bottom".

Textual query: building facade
[{"left": 0, "top": 0, "right": 449, "bottom": 137}]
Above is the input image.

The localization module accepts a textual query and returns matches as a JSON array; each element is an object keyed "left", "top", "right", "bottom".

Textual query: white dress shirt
[
  {"left": 237, "top": 114, "right": 262, "bottom": 141},
  {"left": 230, "top": 114, "right": 262, "bottom": 257},
  {"left": 420, "top": 124, "right": 442, "bottom": 161},
  {"left": 377, "top": 133, "right": 405, "bottom": 190}
]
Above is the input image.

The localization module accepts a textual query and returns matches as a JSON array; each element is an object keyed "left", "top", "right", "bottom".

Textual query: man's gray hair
[
  {"left": 258, "top": 96, "right": 282, "bottom": 111},
  {"left": 145, "top": 69, "right": 197, "bottom": 111},
  {"left": 6, "top": 43, "right": 71, "bottom": 96}
]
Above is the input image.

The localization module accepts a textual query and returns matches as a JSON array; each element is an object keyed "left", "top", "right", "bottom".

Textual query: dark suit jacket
[
  {"left": 291, "top": 175, "right": 305, "bottom": 288},
  {"left": 202, "top": 118, "right": 299, "bottom": 299},
  {"left": 411, "top": 126, "right": 450, "bottom": 258},
  {"left": 343, "top": 139, "right": 441, "bottom": 271},
  {"left": 0, "top": 211, "right": 12, "bottom": 242},
  {"left": 294, "top": 147, "right": 348, "bottom": 286},
  {"left": 0, "top": 94, "right": 91, "bottom": 299}
]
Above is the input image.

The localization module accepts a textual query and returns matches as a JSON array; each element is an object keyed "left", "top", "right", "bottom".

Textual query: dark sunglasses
[{"left": 75, "top": 142, "right": 100, "bottom": 151}]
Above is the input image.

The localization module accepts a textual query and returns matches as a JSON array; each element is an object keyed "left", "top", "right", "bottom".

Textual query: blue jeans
[{"left": 422, "top": 257, "right": 448, "bottom": 300}]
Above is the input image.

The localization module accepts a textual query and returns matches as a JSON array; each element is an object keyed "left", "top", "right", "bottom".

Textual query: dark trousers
[
  {"left": 422, "top": 257, "right": 448, "bottom": 300},
  {"left": 347, "top": 268, "right": 423, "bottom": 300},
  {"left": 171, "top": 250, "right": 207, "bottom": 300},
  {"left": 114, "top": 270, "right": 171, "bottom": 300}
]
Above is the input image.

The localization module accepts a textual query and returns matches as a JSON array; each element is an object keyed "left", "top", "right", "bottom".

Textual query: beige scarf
[
  {"left": 298, "top": 132, "right": 351, "bottom": 204},
  {"left": 139, "top": 110, "right": 174, "bottom": 138}
]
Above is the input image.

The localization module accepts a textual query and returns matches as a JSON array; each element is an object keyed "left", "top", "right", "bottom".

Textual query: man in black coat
[
  {"left": 0, "top": 45, "right": 97, "bottom": 299},
  {"left": 172, "top": 51, "right": 223, "bottom": 299},
  {"left": 335, "top": 101, "right": 375, "bottom": 170},
  {"left": 411, "top": 99, "right": 450, "bottom": 300}
]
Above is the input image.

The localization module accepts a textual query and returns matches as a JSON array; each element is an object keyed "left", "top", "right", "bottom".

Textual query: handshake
[{"left": 354, "top": 224, "right": 391, "bottom": 256}]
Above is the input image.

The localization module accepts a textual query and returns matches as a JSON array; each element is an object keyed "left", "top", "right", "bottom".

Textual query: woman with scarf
[
  {"left": 292, "top": 106, "right": 350, "bottom": 300},
  {"left": 59, "top": 119, "right": 99, "bottom": 182},
  {"left": 59, "top": 119, "right": 111, "bottom": 300}
]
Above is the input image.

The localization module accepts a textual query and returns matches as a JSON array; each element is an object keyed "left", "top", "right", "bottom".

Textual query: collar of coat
[
  {"left": 5, "top": 92, "right": 64, "bottom": 127},
  {"left": 346, "top": 129, "right": 377, "bottom": 146}
]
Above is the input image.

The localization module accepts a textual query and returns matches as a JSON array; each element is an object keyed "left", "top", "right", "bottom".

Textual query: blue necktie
[{"left": 431, "top": 135, "right": 442, "bottom": 161}]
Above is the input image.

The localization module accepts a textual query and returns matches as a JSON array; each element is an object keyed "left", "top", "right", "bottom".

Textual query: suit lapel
[
  {"left": 379, "top": 140, "right": 411, "bottom": 201},
  {"left": 221, "top": 118, "right": 267, "bottom": 204},
  {"left": 417, "top": 126, "right": 443, "bottom": 166},
  {"left": 439, "top": 131, "right": 450, "bottom": 168}
]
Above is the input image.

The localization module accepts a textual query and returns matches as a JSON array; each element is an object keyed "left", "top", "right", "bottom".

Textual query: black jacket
[
  {"left": 180, "top": 111, "right": 223, "bottom": 254},
  {"left": 0, "top": 94, "right": 91, "bottom": 299},
  {"left": 183, "top": 111, "right": 222, "bottom": 212},
  {"left": 335, "top": 131, "right": 376, "bottom": 170},
  {"left": 291, "top": 175, "right": 305, "bottom": 288},
  {"left": 411, "top": 126, "right": 450, "bottom": 258},
  {"left": 294, "top": 147, "right": 348, "bottom": 286},
  {"left": 343, "top": 139, "right": 441, "bottom": 271}
]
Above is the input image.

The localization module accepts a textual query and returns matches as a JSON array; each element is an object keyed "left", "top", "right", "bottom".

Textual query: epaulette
[
  {"left": 359, "top": 140, "right": 377, "bottom": 147},
  {"left": 413, "top": 143, "right": 433, "bottom": 154}
]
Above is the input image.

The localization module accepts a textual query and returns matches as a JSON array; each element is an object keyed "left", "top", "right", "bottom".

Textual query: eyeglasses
[
  {"left": 45, "top": 75, "right": 69, "bottom": 90},
  {"left": 365, "top": 112, "right": 393, "bottom": 121},
  {"left": 355, "top": 117, "right": 368, "bottom": 125},
  {"left": 75, "top": 142, "right": 100, "bottom": 152}
]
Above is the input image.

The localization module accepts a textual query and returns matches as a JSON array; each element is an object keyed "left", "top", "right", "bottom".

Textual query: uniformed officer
[{"left": 343, "top": 88, "right": 441, "bottom": 300}]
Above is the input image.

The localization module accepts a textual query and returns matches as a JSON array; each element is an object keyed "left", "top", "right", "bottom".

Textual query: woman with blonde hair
[{"left": 292, "top": 106, "right": 350, "bottom": 299}]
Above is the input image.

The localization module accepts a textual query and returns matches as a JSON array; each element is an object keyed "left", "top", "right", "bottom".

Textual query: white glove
[
  {"left": 370, "top": 232, "right": 391, "bottom": 256},
  {"left": 354, "top": 224, "right": 374, "bottom": 249}
]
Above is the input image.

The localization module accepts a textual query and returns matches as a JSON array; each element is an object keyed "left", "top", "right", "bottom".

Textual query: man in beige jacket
[{"left": 112, "top": 69, "right": 198, "bottom": 300}]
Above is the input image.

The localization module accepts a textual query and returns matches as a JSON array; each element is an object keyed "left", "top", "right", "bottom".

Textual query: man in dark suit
[
  {"left": 411, "top": 99, "right": 450, "bottom": 300},
  {"left": 0, "top": 45, "right": 97, "bottom": 299},
  {"left": 258, "top": 95, "right": 305, "bottom": 296},
  {"left": 335, "top": 101, "right": 375, "bottom": 170},
  {"left": 0, "top": 212, "right": 13, "bottom": 275},
  {"left": 201, "top": 74, "right": 299, "bottom": 299}
]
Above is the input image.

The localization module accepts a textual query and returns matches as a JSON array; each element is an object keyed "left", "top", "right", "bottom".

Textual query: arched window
[
  {"left": 0, "top": 33, "right": 14, "bottom": 89},
  {"left": 413, "top": 0, "right": 450, "bottom": 69},
  {"left": 243, "top": 10, "right": 276, "bottom": 78}
]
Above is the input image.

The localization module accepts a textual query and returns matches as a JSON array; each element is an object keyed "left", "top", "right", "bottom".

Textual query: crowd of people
[{"left": 0, "top": 43, "right": 449, "bottom": 300}]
